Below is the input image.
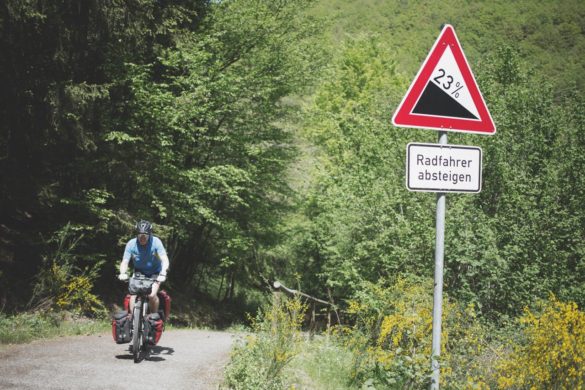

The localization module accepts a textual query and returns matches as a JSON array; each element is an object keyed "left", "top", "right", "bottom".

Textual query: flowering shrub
[
  {"left": 341, "top": 277, "right": 488, "bottom": 389},
  {"left": 496, "top": 296, "right": 585, "bottom": 389},
  {"left": 56, "top": 274, "right": 105, "bottom": 317},
  {"left": 30, "top": 224, "right": 105, "bottom": 317}
]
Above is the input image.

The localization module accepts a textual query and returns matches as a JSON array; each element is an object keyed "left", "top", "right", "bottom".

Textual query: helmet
[{"left": 136, "top": 220, "right": 153, "bottom": 235}]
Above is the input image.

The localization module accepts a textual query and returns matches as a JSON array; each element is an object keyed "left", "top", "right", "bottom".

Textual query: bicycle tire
[
  {"left": 132, "top": 302, "right": 142, "bottom": 363},
  {"left": 142, "top": 317, "right": 150, "bottom": 359}
]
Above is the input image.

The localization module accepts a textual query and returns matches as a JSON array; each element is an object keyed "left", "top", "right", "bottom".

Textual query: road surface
[{"left": 0, "top": 329, "right": 235, "bottom": 390}]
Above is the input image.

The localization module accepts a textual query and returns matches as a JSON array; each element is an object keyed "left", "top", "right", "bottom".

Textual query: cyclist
[{"left": 118, "top": 220, "right": 169, "bottom": 315}]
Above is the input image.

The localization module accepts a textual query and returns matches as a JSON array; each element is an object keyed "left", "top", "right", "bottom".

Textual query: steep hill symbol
[{"left": 412, "top": 81, "right": 478, "bottom": 120}]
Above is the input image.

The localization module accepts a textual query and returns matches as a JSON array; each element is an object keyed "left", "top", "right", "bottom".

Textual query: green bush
[{"left": 223, "top": 294, "right": 306, "bottom": 389}]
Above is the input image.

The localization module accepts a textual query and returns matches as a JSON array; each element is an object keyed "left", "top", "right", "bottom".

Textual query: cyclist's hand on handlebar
[
  {"left": 156, "top": 274, "right": 166, "bottom": 283},
  {"left": 118, "top": 273, "right": 129, "bottom": 281}
]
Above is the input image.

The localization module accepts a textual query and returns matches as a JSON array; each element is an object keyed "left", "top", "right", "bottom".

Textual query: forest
[{"left": 1, "top": 0, "right": 585, "bottom": 388}]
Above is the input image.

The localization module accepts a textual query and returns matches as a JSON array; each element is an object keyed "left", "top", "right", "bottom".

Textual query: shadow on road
[
  {"left": 150, "top": 345, "right": 175, "bottom": 356},
  {"left": 146, "top": 345, "right": 175, "bottom": 362},
  {"left": 115, "top": 345, "right": 175, "bottom": 362}
]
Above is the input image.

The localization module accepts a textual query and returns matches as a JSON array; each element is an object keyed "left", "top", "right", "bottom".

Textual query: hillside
[{"left": 313, "top": 0, "right": 585, "bottom": 94}]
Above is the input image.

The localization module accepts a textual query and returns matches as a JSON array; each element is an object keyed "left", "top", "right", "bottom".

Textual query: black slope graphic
[{"left": 412, "top": 81, "right": 478, "bottom": 120}]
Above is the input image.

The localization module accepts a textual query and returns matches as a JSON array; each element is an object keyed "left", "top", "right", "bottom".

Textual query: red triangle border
[{"left": 392, "top": 25, "right": 496, "bottom": 135}]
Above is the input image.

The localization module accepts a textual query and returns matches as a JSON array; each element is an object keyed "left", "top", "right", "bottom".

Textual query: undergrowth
[
  {"left": 223, "top": 294, "right": 306, "bottom": 389},
  {"left": 0, "top": 311, "right": 109, "bottom": 345},
  {"left": 222, "top": 279, "right": 585, "bottom": 389},
  {"left": 286, "top": 335, "right": 354, "bottom": 390}
]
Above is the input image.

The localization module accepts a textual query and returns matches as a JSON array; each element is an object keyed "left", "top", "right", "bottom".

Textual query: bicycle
[{"left": 126, "top": 273, "right": 157, "bottom": 363}]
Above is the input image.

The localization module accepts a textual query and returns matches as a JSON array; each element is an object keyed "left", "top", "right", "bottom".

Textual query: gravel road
[{"left": 0, "top": 329, "right": 235, "bottom": 390}]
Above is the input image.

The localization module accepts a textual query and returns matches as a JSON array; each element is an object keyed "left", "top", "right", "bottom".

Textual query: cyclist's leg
[
  {"left": 129, "top": 295, "right": 137, "bottom": 315},
  {"left": 148, "top": 293, "right": 160, "bottom": 313},
  {"left": 148, "top": 279, "right": 160, "bottom": 313},
  {"left": 148, "top": 290, "right": 159, "bottom": 313}
]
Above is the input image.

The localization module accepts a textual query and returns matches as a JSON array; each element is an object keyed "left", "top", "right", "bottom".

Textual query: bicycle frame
[{"left": 129, "top": 274, "right": 156, "bottom": 363}]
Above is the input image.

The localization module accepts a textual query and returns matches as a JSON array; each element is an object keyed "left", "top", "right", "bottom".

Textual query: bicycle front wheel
[{"left": 132, "top": 304, "right": 142, "bottom": 363}]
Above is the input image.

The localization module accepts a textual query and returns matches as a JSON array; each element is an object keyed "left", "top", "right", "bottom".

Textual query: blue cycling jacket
[{"left": 123, "top": 235, "right": 167, "bottom": 276}]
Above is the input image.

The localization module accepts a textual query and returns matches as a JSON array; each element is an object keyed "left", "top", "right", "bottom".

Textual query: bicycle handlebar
[{"left": 120, "top": 273, "right": 157, "bottom": 282}]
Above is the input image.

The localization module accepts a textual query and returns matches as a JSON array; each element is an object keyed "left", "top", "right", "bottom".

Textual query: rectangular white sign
[{"left": 406, "top": 143, "right": 482, "bottom": 193}]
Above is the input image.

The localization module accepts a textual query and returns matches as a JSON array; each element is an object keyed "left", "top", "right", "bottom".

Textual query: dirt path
[{"left": 0, "top": 329, "right": 235, "bottom": 390}]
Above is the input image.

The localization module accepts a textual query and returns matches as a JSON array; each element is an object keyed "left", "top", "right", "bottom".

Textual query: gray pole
[{"left": 430, "top": 131, "right": 447, "bottom": 390}]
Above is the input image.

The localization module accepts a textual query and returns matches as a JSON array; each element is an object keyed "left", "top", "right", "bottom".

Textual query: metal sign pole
[{"left": 431, "top": 131, "right": 447, "bottom": 390}]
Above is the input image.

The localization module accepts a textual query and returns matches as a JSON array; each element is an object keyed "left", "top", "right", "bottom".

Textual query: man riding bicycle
[{"left": 118, "top": 220, "right": 169, "bottom": 315}]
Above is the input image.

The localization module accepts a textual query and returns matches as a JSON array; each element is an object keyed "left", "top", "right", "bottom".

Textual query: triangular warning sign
[{"left": 392, "top": 25, "right": 496, "bottom": 135}]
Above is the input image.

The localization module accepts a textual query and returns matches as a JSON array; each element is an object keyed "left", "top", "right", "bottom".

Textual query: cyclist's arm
[
  {"left": 159, "top": 253, "right": 169, "bottom": 276},
  {"left": 119, "top": 258, "right": 130, "bottom": 275},
  {"left": 153, "top": 237, "right": 170, "bottom": 279},
  {"left": 119, "top": 240, "right": 133, "bottom": 277}
]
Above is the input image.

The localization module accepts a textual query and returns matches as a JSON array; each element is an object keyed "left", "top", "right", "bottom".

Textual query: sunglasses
[{"left": 138, "top": 233, "right": 150, "bottom": 240}]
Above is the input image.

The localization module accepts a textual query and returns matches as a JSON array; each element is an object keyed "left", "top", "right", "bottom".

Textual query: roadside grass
[
  {"left": 0, "top": 311, "right": 109, "bottom": 345},
  {"left": 0, "top": 308, "right": 235, "bottom": 348},
  {"left": 286, "top": 334, "right": 354, "bottom": 390}
]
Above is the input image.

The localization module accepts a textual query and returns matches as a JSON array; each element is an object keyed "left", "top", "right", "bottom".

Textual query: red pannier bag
[
  {"left": 157, "top": 290, "right": 171, "bottom": 321},
  {"left": 145, "top": 313, "right": 164, "bottom": 345},
  {"left": 112, "top": 311, "right": 131, "bottom": 344},
  {"left": 123, "top": 294, "right": 131, "bottom": 313}
]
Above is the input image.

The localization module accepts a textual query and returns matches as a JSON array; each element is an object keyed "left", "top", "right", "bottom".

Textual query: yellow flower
[{"left": 496, "top": 295, "right": 585, "bottom": 389}]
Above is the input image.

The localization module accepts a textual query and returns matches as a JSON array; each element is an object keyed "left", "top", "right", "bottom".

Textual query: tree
[{"left": 0, "top": 0, "right": 207, "bottom": 307}]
